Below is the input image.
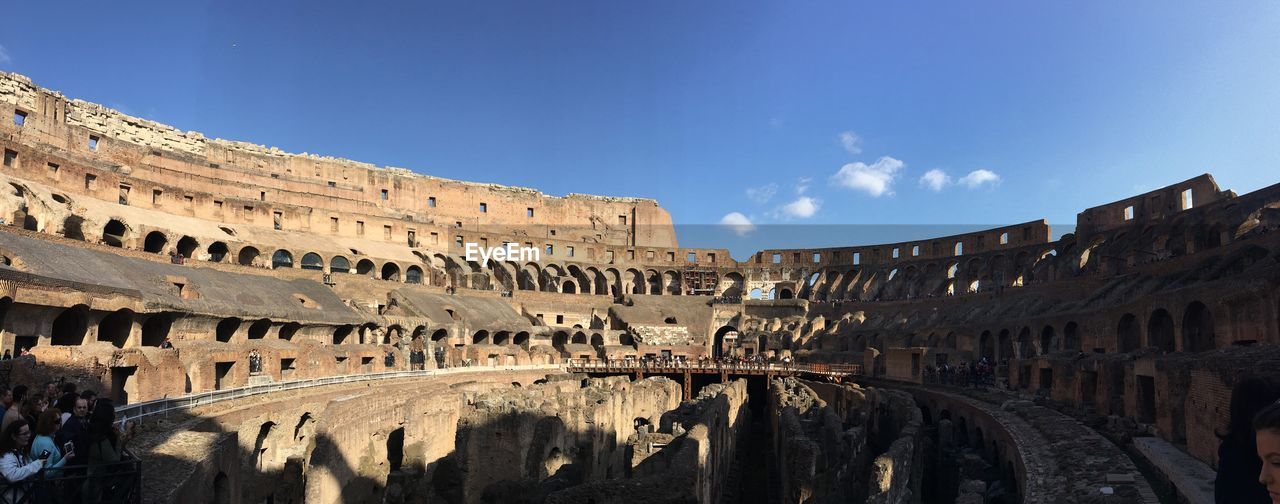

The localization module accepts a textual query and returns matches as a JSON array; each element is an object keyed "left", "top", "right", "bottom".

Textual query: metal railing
[
  {"left": 115, "top": 364, "right": 562, "bottom": 422},
  {"left": 0, "top": 455, "right": 141, "bottom": 504},
  {"left": 567, "top": 360, "right": 863, "bottom": 376}
]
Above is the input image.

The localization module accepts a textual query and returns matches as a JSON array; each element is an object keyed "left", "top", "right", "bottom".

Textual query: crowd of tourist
[
  {"left": 922, "top": 357, "right": 998, "bottom": 388},
  {"left": 0, "top": 380, "right": 137, "bottom": 502},
  {"left": 593, "top": 353, "right": 796, "bottom": 371}
]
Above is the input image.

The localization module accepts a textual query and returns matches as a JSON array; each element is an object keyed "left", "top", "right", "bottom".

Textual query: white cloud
[
  {"left": 795, "top": 177, "right": 812, "bottom": 195},
  {"left": 829, "top": 156, "right": 905, "bottom": 197},
  {"left": 0, "top": 45, "right": 10, "bottom": 65},
  {"left": 719, "top": 212, "right": 756, "bottom": 236},
  {"left": 780, "top": 196, "right": 821, "bottom": 219},
  {"left": 745, "top": 183, "right": 778, "bottom": 204},
  {"left": 958, "top": 169, "right": 1001, "bottom": 188},
  {"left": 919, "top": 169, "right": 952, "bottom": 192},
  {"left": 838, "top": 131, "right": 862, "bottom": 155}
]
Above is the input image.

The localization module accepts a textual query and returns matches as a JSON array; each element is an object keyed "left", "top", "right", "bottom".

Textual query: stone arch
[
  {"left": 332, "top": 325, "right": 355, "bottom": 345},
  {"left": 431, "top": 329, "right": 449, "bottom": 342},
  {"left": 1063, "top": 322, "right": 1080, "bottom": 351},
  {"left": 1118, "top": 313, "right": 1141, "bottom": 353},
  {"left": 356, "top": 259, "right": 375, "bottom": 276},
  {"left": 587, "top": 267, "right": 609, "bottom": 296},
  {"left": 663, "top": 270, "right": 681, "bottom": 295},
  {"left": 713, "top": 325, "right": 738, "bottom": 359},
  {"left": 247, "top": 318, "right": 272, "bottom": 340},
  {"left": 406, "top": 265, "right": 424, "bottom": 284},
  {"left": 279, "top": 322, "right": 301, "bottom": 341},
  {"left": 1147, "top": 309, "right": 1175, "bottom": 352},
  {"left": 979, "top": 330, "right": 994, "bottom": 359},
  {"left": 493, "top": 331, "right": 511, "bottom": 345},
  {"left": 207, "top": 242, "right": 229, "bottom": 262},
  {"left": 143, "top": 231, "right": 168, "bottom": 254},
  {"left": 552, "top": 331, "right": 569, "bottom": 349},
  {"left": 51, "top": 305, "right": 90, "bottom": 346},
  {"left": 330, "top": 256, "right": 351, "bottom": 274},
  {"left": 102, "top": 219, "right": 128, "bottom": 248},
  {"left": 177, "top": 236, "right": 200, "bottom": 258},
  {"left": 625, "top": 268, "right": 644, "bottom": 295},
  {"left": 300, "top": 252, "right": 324, "bottom": 271},
  {"left": 97, "top": 308, "right": 135, "bottom": 348},
  {"left": 381, "top": 262, "right": 401, "bottom": 281},
  {"left": 1039, "top": 325, "right": 1056, "bottom": 354},
  {"left": 216, "top": 317, "right": 241, "bottom": 342},
  {"left": 473, "top": 330, "right": 490, "bottom": 344},
  {"left": 513, "top": 331, "right": 530, "bottom": 346},
  {"left": 272, "top": 249, "right": 294, "bottom": 269},
  {"left": 141, "top": 312, "right": 174, "bottom": 347},
  {"left": 562, "top": 280, "right": 577, "bottom": 294},
  {"left": 571, "top": 331, "right": 587, "bottom": 344},
  {"left": 1017, "top": 327, "right": 1034, "bottom": 358},
  {"left": 237, "top": 246, "right": 261, "bottom": 266},
  {"left": 1182, "top": 301, "right": 1215, "bottom": 352},
  {"left": 998, "top": 329, "right": 1012, "bottom": 360}
]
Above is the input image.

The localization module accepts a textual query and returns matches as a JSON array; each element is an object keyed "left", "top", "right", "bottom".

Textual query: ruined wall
[{"left": 542, "top": 378, "right": 750, "bottom": 504}]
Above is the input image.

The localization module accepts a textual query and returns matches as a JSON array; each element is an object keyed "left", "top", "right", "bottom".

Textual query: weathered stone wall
[{"left": 541, "top": 378, "right": 750, "bottom": 504}]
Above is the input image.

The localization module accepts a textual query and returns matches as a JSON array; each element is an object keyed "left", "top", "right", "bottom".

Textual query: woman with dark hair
[
  {"left": 0, "top": 419, "right": 49, "bottom": 501},
  {"left": 1255, "top": 401, "right": 1280, "bottom": 503},
  {"left": 81, "top": 399, "right": 135, "bottom": 502},
  {"left": 1216, "top": 375, "right": 1280, "bottom": 503}
]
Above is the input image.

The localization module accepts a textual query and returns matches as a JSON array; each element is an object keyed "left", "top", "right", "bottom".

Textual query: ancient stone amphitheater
[{"left": 0, "top": 70, "right": 1276, "bottom": 504}]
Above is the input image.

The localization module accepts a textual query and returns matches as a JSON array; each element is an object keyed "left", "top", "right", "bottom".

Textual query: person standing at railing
[
  {"left": 81, "top": 399, "right": 136, "bottom": 503},
  {"left": 0, "top": 420, "right": 48, "bottom": 502},
  {"left": 30, "top": 409, "right": 70, "bottom": 477},
  {"left": 57, "top": 398, "right": 89, "bottom": 466}
]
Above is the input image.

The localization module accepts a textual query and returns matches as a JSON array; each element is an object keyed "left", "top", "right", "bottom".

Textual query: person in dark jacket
[
  {"left": 1253, "top": 401, "right": 1280, "bottom": 503},
  {"left": 1216, "top": 375, "right": 1280, "bottom": 504}
]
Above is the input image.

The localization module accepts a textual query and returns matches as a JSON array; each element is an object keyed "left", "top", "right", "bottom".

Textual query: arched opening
[
  {"left": 213, "top": 472, "right": 230, "bottom": 504},
  {"left": 552, "top": 331, "right": 569, "bottom": 349},
  {"left": 143, "top": 231, "right": 168, "bottom": 254},
  {"left": 571, "top": 331, "right": 587, "bottom": 344},
  {"left": 562, "top": 281, "right": 576, "bottom": 294},
  {"left": 96, "top": 309, "right": 135, "bottom": 348},
  {"left": 102, "top": 219, "right": 127, "bottom": 248},
  {"left": 253, "top": 422, "right": 276, "bottom": 471},
  {"left": 431, "top": 329, "right": 449, "bottom": 342},
  {"left": 333, "top": 325, "right": 355, "bottom": 345},
  {"left": 1017, "top": 327, "right": 1034, "bottom": 358},
  {"left": 590, "top": 333, "right": 604, "bottom": 348},
  {"left": 1117, "top": 313, "right": 1141, "bottom": 353},
  {"left": 998, "top": 329, "right": 1012, "bottom": 360},
  {"left": 1039, "top": 326, "right": 1056, "bottom": 354},
  {"left": 1147, "top": 309, "right": 1175, "bottom": 352},
  {"left": 279, "top": 322, "right": 301, "bottom": 341},
  {"left": 330, "top": 256, "right": 351, "bottom": 274},
  {"left": 300, "top": 252, "right": 324, "bottom": 271},
  {"left": 406, "top": 266, "right": 423, "bottom": 284},
  {"left": 387, "top": 427, "right": 405, "bottom": 472},
  {"left": 513, "top": 331, "right": 530, "bottom": 346},
  {"left": 381, "top": 262, "right": 401, "bottom": 281},
  {"left": 176, "top": 236, "right": 199, "bottom": 258},
  {"left": 237, "top": 247, "right": 260, "bottom": 266},
  {"left": 51, "top": 305, "right": 89, "bottom": 346},
  {"left": 1182, "top": 301, "right": 1215, "bottom": 352},
  {"left": 1063, "top": 322, "right": 1080, "bottom": 351},
  {"left": 247, "top": 318, "right": 272, "bottom": 339},
  {"left": 216, "top": 317, "right": 241, "bottom": 342},
  {"left": 473, "top": 330, "right": 490, "bottom": 344},
  {"left": 356, "top": 259, "right": 375, "bottom": 276},
  {"left": 207, "top": 242, "right": 229, "bottom": 262},
  {"left": 272, "top": 249, "right": 294, "bottom": 269},
  {"left": 493, "top": 331, "right": 511, "bottom": 345},
  {"left": 141, "top": 313, "right": 173, "bottom": 347},
  {"left": 713, "top": 325, "right": 738, "bottom": 359},
  {"left": 979, "top": 331, "right": 994, "bottom": 359}
]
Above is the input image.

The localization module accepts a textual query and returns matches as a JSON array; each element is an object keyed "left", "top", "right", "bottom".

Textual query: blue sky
[{"left": 3, "top": 1, "right": 1278, "bottom": 257}]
